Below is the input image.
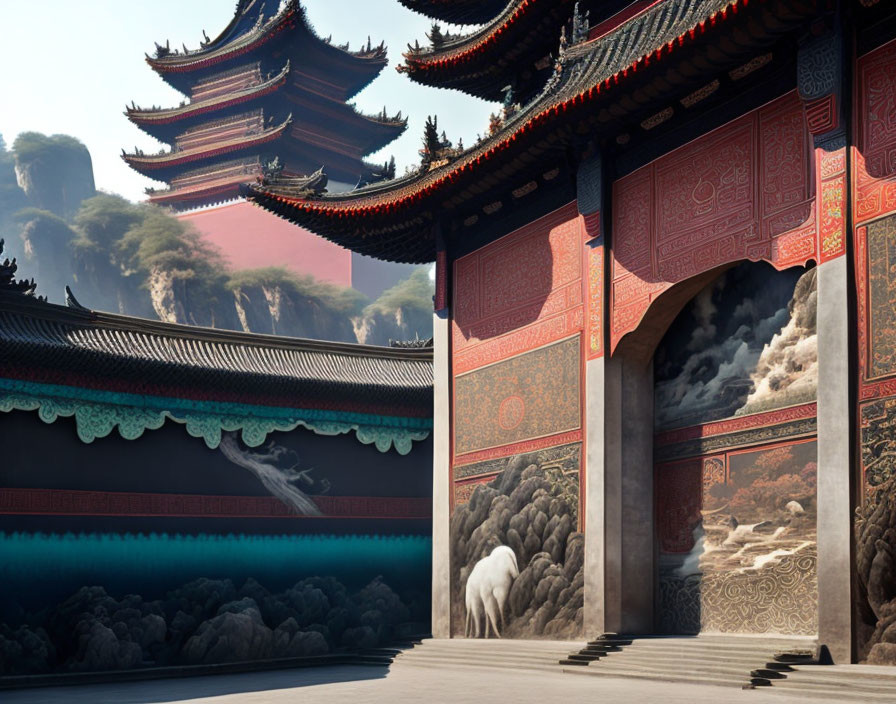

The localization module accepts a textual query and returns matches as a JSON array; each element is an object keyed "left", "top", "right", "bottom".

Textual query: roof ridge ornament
[{"left": 0, "top": 240, "right": 40, "bottom": 299}]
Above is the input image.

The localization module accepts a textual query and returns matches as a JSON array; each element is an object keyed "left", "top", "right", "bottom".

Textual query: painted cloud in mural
[
  {"left": 737, "top": 268, "right": 817, "bottom": 416},
  {"left": 654, "top": 263, "right": 817, "bottom": 429}
]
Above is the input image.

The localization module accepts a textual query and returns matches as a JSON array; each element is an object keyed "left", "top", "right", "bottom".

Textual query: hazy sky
[{"left": 0, "top": 0, "right": 495, "bottom": 202}]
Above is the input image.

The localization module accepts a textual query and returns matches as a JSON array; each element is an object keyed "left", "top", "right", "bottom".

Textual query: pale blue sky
[{"left": 0, "top": 0, "right": 495, "bottom": 202}]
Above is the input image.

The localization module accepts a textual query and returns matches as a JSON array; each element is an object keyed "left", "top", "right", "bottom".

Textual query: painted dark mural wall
[
  {"left": 450, "top": 203, "right": 587, "bottom": 639},
  {"left": 854, "top": 39, "right": 896, "bottom": 666},
  {"left": 0, "top": 410, "right": 432, "bottom": 675},
  {"left": 654, "top": 263, "right": 817, "bottom": 430},
  {"left": 654, "top": 262, "right": 818, "bottom": 635}
]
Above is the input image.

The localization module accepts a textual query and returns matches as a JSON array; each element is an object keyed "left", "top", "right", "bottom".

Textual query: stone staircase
[
  {"left": 559, "top": 634, "right": 819, "bottom": 688},
  {"left": 766, "top": 663, "right": 896, "bottom": 701},
  {"left": 390, "top": 636, "right": 896, "bottom": 701},
  {"left": 392, "top": 638, "right": 579, "bottom": 674}
]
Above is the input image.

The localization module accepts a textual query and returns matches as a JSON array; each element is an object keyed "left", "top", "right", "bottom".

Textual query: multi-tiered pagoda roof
[
  {"left": 124, "top": 0, "right": 406, "bottom": 209},
  {"left": 397, "top": 0, "right": 638, "bottom": 104},
  {"left": 245, "top": 0, "right": 824, "bottom": 262}
]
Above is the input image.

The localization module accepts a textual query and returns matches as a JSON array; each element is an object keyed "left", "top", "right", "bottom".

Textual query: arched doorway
[{"left": 650, "top": 261, "right": 819, "bottom": 636}]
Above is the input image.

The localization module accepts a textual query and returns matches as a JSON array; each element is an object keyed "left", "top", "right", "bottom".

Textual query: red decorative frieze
[
  {"left": 819, "top": 147, "right": 847, "bottom": 262},
  {"left": 855, "top": 40, "right": 896, "bottom": 225},
  {"left": 452, "top": 202, "right": 584, "bottom": 371},
  {"left": 586, "top": 241, "right": 604, "bottom": 360},
  {"left": 611, "top": 92, "right": 817, "bottom": 353},
  {"left": 0, "top": 488, "right": 432, "bottom": 520},
  {"left": 453, "top": 429, "right": 583, "bottom": 468},
  {"left": 654, "top": 402, "right": 818, "bottom": 447}
]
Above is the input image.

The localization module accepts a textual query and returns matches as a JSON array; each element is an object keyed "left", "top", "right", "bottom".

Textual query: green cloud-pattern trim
[{"left": 0, "top": 378, "right": 430, "bottom": 455}]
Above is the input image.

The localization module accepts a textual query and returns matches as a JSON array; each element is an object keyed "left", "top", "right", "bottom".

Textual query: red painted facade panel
[{"left": 611, "top": 91, "right": 818, "bottom": 353}]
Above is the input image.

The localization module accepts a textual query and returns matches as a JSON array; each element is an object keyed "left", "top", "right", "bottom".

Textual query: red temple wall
[
  {"left": 853, "top": 38, "right": 896, "bottom": 665},
  {"left": 610, "top": 90, "right": 825, "bottom": 354},
  {"left": 448, "top": 202, "right": 590, "bottom": 639},
  {"left": 177, "top": 200, "right": 352, "bottom": 287}
]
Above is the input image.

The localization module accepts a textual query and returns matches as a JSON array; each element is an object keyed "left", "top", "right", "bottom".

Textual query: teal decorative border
[{"left": 0, "top": 378, "right": 430, "bottom": 455}]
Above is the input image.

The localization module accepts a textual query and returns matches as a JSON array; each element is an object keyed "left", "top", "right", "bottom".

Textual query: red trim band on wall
[{"left": 0, "top": 488, "right": 432, "bottom": 520}]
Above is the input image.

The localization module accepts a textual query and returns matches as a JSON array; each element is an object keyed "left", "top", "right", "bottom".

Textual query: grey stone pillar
[
  {"left": 585, "top": 355, "right": 610, "bottom": 635},
  {"left": 431, "top": 307, "right": 451, "bottom": 638},
  {"left": 599, "top": 354, "right": 655, "bottom": 634},
  {"left": 816, "top": 255, "right": 853, "bottom": 662},
  {"left": 798, "top": 18, "right": 853, "bottom": 662}
]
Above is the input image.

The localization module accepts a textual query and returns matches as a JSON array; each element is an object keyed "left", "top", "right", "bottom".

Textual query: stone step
[
  {"left": 559, "top": 657, "right": 759, "bottom": 679},
  {"left": 562, "top": 665, "right": 750, "bottom": 689},
  {"left": 785, "top": 666, "right": 896, "bottom": 683},
  {"left": 565, "top": 654, "right": 603, "bottom": 662},
  {"left": 615, "top": 638, "right": 811, "bottom": 652},
  {"left": 771, "top": 675, "right": 896, "bottom": 695},
  {"left": 574, "top": 652, "right": 769, "bottom": 670},
  {"left": 750, "top": 668, "right": 787, "bottom": 679},
  {"left": 763, "top": 683, "right": 896, "bottom": 702},
  {"left": 396, "top": 657, "right": 562, "bottom": 674},
  {"left": 610, "top": 645, "right": 785, "bottom": 659},
  {"left": 397, "top": 649, "right": 560, "bottom": 664}
]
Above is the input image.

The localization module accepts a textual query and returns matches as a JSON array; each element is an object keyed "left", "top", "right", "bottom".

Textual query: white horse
[{"left": 464, "top": 545, "right": 519, "bottom": 638}]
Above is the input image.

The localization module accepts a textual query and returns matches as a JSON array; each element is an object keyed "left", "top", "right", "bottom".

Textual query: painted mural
[
  {"left": 454, "top": 337, "right": 581, "bottom": 456},
  {"left": 450, "top": 445, "right": 584, "bottom": 639},
  {"left": 449, "top": 203, "right": 586, "bottom": 639},
  {"left": 655, "top": 262, "right": 817, "bottom": 430},
  {"left": 657, "top": 442, "right": 817, "bottom": 635},
  {"left": 654, "top": 262, "right": 818, "bottom": 635},
  {"left": 855, "top": 41, "right": 896, "bottom": 666},
  {"left": 0, "top": 410, "right": 431, "bottom": 676}
]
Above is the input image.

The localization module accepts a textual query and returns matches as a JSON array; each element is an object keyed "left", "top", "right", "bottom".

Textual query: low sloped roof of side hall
[
  {"left": 397, "top": 0, "right": 509, "bottom": 25},
  {"left": 245, "top": 0, "right": 823, "bottom": 264},
  {"left": 146, "top": 1, "right": 388, "bottom": 97},
  {"left": 0, "top": 293, "right": 432, "bottom": 419}
]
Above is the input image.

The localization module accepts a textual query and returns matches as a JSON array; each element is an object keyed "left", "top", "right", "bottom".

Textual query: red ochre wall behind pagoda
[{"left": 178, "top": 201, "right": 352, "bottom": 287}]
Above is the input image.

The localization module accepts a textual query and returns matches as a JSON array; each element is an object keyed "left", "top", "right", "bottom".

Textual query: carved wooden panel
[{"left": 611, "top": 91, "right": 816, "bottom": 353}]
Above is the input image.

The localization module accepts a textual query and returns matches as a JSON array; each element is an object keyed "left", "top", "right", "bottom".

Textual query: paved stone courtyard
[{"left": 2, "top": 663, "right": 863, "bottom": 704}]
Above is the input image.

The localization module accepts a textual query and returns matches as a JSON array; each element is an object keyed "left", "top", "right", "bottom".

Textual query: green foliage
[
  {"left": 365, "top": 267, "right": 433, "bottom": 316},
  {"left": 12, "top": 132, "right": 89, "bottom": 167},
  {"left": 74, "top": 194, "right": 146, "bottom": 250},
  {"left": 227, "top": 266, "right": 368, "bottom": 316},
  {"left": 15, "top": 208, "right": 77, "bottom": 248}
]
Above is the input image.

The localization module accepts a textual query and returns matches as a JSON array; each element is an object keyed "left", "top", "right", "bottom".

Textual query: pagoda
[
  {"left": 123, "top": 0, "right": 415, "bottom": 298},
  {"left": 125, "top": 0, "right": 405, "bottom": 208}
]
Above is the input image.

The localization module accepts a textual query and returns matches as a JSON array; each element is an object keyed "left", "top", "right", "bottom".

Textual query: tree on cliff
[
  {"left": 355, "top": 267, "right": 434, "bottom": 345},
  {"left": 12, "top": 133, "right": 95, "bottom": 218}
]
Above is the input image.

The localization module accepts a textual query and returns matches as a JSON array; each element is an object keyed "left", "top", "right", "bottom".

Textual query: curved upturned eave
[
  {"left": 247, "top": 0, "right": 822, "bottom": 263},
  {"left": 399, "top": 0, "right": 572, "bottom": 101},
  {"left": 147, "top": 2, "right": 388, "bottom": 96},
  {"left": 397, "top": 0, "right": 509, "bottom": 25},
  {"left": 126, "top": 62, "right": 291, "bottom": 142},
  {"left": 123, "top": 117, "right": 292, "bottom": 177}
]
